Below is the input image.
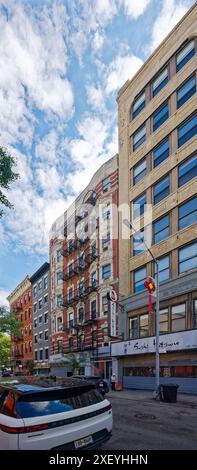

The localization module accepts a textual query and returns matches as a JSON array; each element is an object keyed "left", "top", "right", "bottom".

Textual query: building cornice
[{"left": 7, "top": 276, "right": 31, "bottom": 305}]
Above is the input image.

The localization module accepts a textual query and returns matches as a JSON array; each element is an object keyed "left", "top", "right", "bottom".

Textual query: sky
[{"left": 0, "top": 0, "right": 195, "bottom": 307}]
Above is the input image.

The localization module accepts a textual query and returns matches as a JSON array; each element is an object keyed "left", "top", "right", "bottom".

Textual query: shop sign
[{"left": 111, "top": 329, "right": 197, "bottom": 356}]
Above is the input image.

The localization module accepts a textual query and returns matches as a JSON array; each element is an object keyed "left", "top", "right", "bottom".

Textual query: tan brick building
[{"left": 112, "top": 4, "right": 197, "bottom": 393}]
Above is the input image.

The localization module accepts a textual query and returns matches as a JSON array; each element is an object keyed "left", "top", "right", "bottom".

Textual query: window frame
[{"left": 152, "top": 101, "right": 169, "bottom": 132}]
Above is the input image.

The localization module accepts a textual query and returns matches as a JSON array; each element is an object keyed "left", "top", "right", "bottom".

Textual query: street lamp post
[{"left": 123, "top": 219, "right": 160, "bottom": 392}]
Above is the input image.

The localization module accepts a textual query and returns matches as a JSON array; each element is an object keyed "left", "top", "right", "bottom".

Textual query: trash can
[{"left": 160, "top": 383, "right": 179, "bottom": 403}]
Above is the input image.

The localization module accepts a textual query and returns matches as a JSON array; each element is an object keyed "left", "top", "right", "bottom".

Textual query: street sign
[{"left": 110, "top": 300, "right": 116, "bottom": 337}]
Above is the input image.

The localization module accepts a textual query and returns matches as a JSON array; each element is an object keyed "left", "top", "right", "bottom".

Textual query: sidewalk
[{"left": 107, "top": 388, "right": 197, "bottom": 406}]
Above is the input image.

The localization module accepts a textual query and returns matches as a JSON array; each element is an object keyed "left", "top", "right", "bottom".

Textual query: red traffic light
[{"left": 144, "top": 278, "right": 156, "bottom": 293}]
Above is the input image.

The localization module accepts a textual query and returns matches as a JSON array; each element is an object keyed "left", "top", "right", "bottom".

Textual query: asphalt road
[{"left": 101, "top": 390, "right": 197, "bottom": 450}]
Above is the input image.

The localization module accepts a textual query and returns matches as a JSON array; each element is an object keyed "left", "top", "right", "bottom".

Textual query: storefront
[{"left": 111, "top": 329, "right": 197, "bottom": 394}]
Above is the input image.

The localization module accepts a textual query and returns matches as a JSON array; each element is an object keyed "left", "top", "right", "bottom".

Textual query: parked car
[
  {"left": 73, "top": 375, "right": 109, "bottom": 395},
  {"left": 0, "top": 377, "right": 112, "bottom": 450},
  {"left": 1, "top": 372, "right": 12, "bottom": 378}
]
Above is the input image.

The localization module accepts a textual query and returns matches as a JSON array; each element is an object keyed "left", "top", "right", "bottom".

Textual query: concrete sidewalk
[{"left": 107, "top": 388, "right": 197, "bottom": 406}]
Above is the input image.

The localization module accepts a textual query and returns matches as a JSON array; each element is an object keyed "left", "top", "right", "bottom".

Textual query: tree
[
  {"left": 25, "top": 359, "right": 35, "bottom": 374},
  {"left": 0, "top": 306, "right": 22, "bottom": 337},
  {"left": 0, "top": 147, "right": 19, "bottom": 217},
  {"left": 63, "top": 352, "right": 87, "bottom": 375},
  {"left": 0, "top": 334, "right": 10, "bottom": 369}
]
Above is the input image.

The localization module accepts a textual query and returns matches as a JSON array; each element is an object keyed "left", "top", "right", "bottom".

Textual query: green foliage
[
  {"left": 63, "top": 352, "right": 87, "bottom": 374},
  {"left": 25, "top": 359, "right": 35, "bottom": 373},
  {"left": 0, "top": 306, "right": 22, "bottom": 337},
  {"left": 0, "top": 334, "right": 10, "bottom": 368},
  {"left": 0, "top": 147, "right": 19, "bottom": 217}
]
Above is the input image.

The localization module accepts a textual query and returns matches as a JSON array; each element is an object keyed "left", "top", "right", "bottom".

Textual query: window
[
  {"left": 24, "top": 310, "right": 27, "bottom": 321},
  {"left": 134, "top": 266, "right": 147, "bottom": 293},
  {"left": 159, "top": 308, "right": 169, "bottom": 334},
  {"left": 92, "top": 244, "right": 97, "bottom": 258},
  {"left": 38, "top": 281, "right": 42, "bottom": 290},
  {"left": 28, "top": 308, "right": 31, "bottom": 318},
  {"left": 179, "top": 197, "right": 197, "bottom": 230},
  {"left": 68, "top": 312, "right": 74, "bottom": 328},
  {"left": 33, "top": 286, "right": 37, "bottom": 297},
  {"left": 103, "top": 327, "right": 109, "bottom": 346},
  {"left": 57, "top": 271, "right": 63, "bottom": 285},
  {"left": 102, "top": 295, "right": 109, "bottom": 315},
  {"left": 68, "top": 262, "right": 74, "bottom": 276},
  {"left": 78, "top": 280, "right": 84, "bottom": 296},
  {"left": 57, "top": 249, "right": 62, "bottom": 262},
  {"left": 78, "top": 254, "right": 85, "bottom": 270},
  {"left": 39, "top": 332, "right": 43, "bottom": 341},
  {"left": 132, "top": 91, "right": 146, "bottom": 118},
  {"left": 102, "top": 232, "right": 110, "bottom": 249},
  {"left": 179, "top": 242, "right": 197, "bottom": 274},
  {"left": 154, "top": 255, "right": 170, "bottom": 283},
  {"left": 133, "top": 124, "right": 146, "bottom": 151},
  {"left": 153, "top": 102, "right": 169, "bottom": 132},
  {"left": 139, "top": 314, "right": 149, "bottom": 337},
  {"left": 33, "top": 303, "right": 37, "bottom": 313},
  {"left": 171, "top": 304, "right": 185, "bottom": 332},
  {"left": 91, "top": 271, "right": 97, "bottom": 288},
  {"left": 194, "top": 300, "right": 197, "bottom": 329},
  {"left": 35, "top": 351, "right": 38, "bottom": 361},
  {"left": 92, "top": 330, "right": 97, "bottom": 348},
  {"left": 68, "top": 287, "right": 73, "bottom": 302},
  {"left": 39, "top": 315, "right": 42, "bottom": 324},
  {"left": 153, "top": 175, "right": 170, "bottom": 205},
  {"left": 57, "top": 316, "right": 63, "bottom": 331},
  {"left": 78, "top": 307, "right": 84, "bottom": 323},
  {"left": 44, "top": 312, "right": 48, "bottom": 323},
  {"left": 45, "top": 348, "right": 49, "bottom": 360},
  {"left": 38, "top": 299, "right": 42, "bottom": 309},
  {"left": 133, "top": 158, "right": 146, "bottom": 185},
  {"left": 178, "top": 115, "right": 197, "bottom": 147},
  {"left": 69, "top": 337, "right": 73, "bottom": 352},
  {"left": 102, "top": 264, "right": 111, "bottom": 279},
  {"left": 176, "top": 40, "right": 195, "bottom": 72},
  {"left": 34, "top": 319, "right": 37, "bottom": 328},
  {"left": 129, "top": 317, "right": 138, "bottom": 339},
  {"left": 45, "top": 330, "right": 49, "bottom": 341},
  {"left": 152, "top": 67, "right": 168, "bottom": 97},
  {"left": 34, "top": 335, "right": 37, "bottom": 344},
  {"left": 77, "top": 334, "right": 84, "bottom": 351},
  {"left": 153, "top": 137, "right": 169, "bottom": 167},
  {"left": 40, "top": 350, "right": 43, "bottom": 361},
  {"left": 153, "top": 214, "right": 170, "bottom": 244},
  {"left": 44, "top": 294, "right": 48, "bottom": 304},
  {"left": 177, "top": 75, "right": 196, "bottom": 109},
  {"left": 178, "top": 154, "right": 197, "bottom": 187},
  {"left": 44, "top": 276, "right": 48, "bottom": 289},
  {"left": 133, "top": 193, "right": 146, "bottom": 219},
  {"left": 133, "top": 228, "right": 146, "bottom": 256},
  {"left": 91, "top": 300, "right": 97, "bottom": 319},
  {"left": 102, "top": 177, "right": 110, "bottom": 192},
  {"left": 56, "top": 294, "right": 63, "bottom": 307}
]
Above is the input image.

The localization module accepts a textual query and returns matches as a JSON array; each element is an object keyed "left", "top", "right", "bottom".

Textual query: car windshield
[{"left": 16, "top": 388, "right": 104, "bottom": 418}]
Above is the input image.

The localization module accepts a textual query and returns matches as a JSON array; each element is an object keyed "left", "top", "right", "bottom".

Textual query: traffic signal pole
[{"left": 123, "top": 219, "right": 160, "bottom": 392}]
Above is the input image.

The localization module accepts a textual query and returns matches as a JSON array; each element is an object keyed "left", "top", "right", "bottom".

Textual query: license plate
[{"left": 74, "top": 435, "right": 93, "bottom": 449}]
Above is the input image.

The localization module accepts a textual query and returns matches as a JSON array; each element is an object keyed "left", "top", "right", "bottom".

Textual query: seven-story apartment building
[
  {"left": 50, "top": 155, "right": 119, "bottom": 379},
  {"left": 112, "top": 4, "right": 197, "bottom": 393}
]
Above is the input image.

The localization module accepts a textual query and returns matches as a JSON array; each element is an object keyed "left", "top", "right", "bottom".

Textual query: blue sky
[{"left": 0, "top": 0, "right": 194, "bottom": 306}]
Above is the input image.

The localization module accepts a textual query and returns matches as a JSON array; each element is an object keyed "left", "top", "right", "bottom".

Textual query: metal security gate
[{"left": 123, "top": 376, "right": 197, "bottom": 394}]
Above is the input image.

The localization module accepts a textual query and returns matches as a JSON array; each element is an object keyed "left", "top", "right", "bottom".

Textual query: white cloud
[
  {"left": 0, "top": 289, "right": 9, "bottom": 308},
  {"left": 121, "top": 0, "right": 151, "bottom": 19},
  {"left": 35, "top": 130, "right": 58, "bottom": 164},
  {"left": 149, "top": 0, "right": 193, "bottom": 53},
  {"left": 105, "top": 54, "right": 143, "bottom": 94},
  {"left": 92, "top": 30, "right": 105, "bottom": 51},
  {"left": 0, "top": 1, "right": 74, "bottom": 149},
  {"left": 86, "top": 84, "right": 106, "bottom": 112}
]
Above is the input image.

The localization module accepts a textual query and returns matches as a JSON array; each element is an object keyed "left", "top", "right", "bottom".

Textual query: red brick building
[
  {"left": 50, "top": 155, "right": 119, "bottom": 379},
  {"left": 8, "top": 276, "right": 33, "bottom": 372}
]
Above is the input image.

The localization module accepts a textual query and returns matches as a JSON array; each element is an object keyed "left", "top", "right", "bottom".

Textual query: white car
[{"left": 0, "top": 378, "right": 112, "bottom": 450}]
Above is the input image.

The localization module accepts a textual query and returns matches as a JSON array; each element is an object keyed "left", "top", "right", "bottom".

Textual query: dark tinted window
[{"left": 16, "top": 388, "right": 104, "bottom": 418}]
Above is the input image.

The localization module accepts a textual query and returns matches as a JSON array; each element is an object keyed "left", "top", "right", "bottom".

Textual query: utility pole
[{"left": 123, "top": 219, "right": 160, "bottom": 392}]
